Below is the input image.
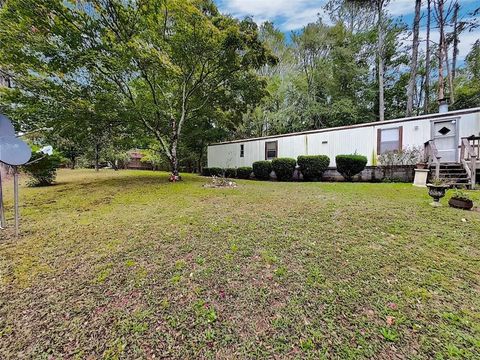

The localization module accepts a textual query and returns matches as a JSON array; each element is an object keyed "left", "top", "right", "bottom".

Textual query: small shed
[{"left": 126, "top": 150, "right": 153, "bottom": 170}]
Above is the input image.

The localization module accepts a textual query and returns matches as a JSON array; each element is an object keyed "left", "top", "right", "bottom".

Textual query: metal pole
[
  {"left": 0, "top": 166, "right": 5, "bottom": 229},
  {"left": 14, "top": 167, "right": 19, "bottom": 237}
]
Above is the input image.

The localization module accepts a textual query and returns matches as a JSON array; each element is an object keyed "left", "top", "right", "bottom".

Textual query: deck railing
[
  {"left": 460, "top": 136, "right": 479, "bottom": 187},
  {"left": 424, "top": 140, "right": 441, "bottom": 179}
]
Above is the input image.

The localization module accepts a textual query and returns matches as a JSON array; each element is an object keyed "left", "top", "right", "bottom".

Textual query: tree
[
  {"left": 434, "top": 0, "right": 458, "bottom": 105},
  {"left": 346, "top": 0, "right": 390, "bottom": 121},
  {"left": 435, "top": 0, "right": 447, "bottom": 103},
  {"left": 465, "top": 6, "right": 479, "bottom": 31},
  {"left": 406, "top": 0, "right": 422, "bottom": 116},
  {"left": 0, "top": 0, "right": 273, "bottom": 176},
  {"left": 383, "top": 20, "right": 410, "bottom": 119},
  {"left": 292, "top": 19, "right": 330, "bottom": 106},
  {"left": 325, "top": 0, "right": 374, "bottom": 32},
  {"left": 424, "top": 0, "right": 432, "bottom": 113},
  {"left": 452, "top": 41, "right": 480, "bottom": 109},
  {"left": 451, "top": 1, "right": 460, "bottom": 81},
  {"left": 0, "top": 63, "right": 135, "bottom": 171}
]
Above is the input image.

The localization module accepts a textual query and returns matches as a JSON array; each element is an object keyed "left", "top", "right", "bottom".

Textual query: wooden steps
[{"left": 431, "top": 163, "right": 473, "bottom": 188}]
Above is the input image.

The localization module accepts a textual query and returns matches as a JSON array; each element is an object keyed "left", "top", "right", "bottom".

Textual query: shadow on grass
[{"left": 50, "top": 170, "right": 206, "bottom": 191}]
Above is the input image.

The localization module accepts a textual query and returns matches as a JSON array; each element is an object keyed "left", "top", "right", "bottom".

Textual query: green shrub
[
  {"left": 252, "top": 161, "right": 272, "bottom": 180},
  {"left": 202, "top": 167, "right": 223, "bottom": 176},
  {"left": 272, "top": 157, "right": 296, "bottom": 181},
  {"left": 237, "top": 167, "right": 252, "bottom": 179},
  {"left": 297, "top": 155, "right": 330, "bottom": 181},
  {"left": 22, "top": 152, "right": 62, "bottom": 187},
  {"left": 224, "top": 168, "right": 236, "bottom": 178},
  {"left": 335, "top": 154, "right": 368, "bottom": 181}
]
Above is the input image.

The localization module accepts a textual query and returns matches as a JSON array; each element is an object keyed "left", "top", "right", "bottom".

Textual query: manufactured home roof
[{"left": 210, "top": 107, "right": 480, "bottom": 146}]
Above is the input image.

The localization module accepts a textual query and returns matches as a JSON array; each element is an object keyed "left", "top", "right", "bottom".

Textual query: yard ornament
[
  {"left": 39, "top": 145, "right": 53, "bottom": 156},
  {"left": 0, "top": 114, "right": 32, "bottom": 236}
]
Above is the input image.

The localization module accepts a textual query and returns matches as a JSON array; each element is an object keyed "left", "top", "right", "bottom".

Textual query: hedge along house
[{"left": 207, "top": 107, "right": 480, "bottom": 186}]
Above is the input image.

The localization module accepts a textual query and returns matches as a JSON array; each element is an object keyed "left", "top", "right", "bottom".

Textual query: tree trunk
[
  {"left": 444, "top": 36, "right": 454, "bottom": 104},
  {"left": 437, "top": 0, "right": 446, "bottom": 103},
  {"left": 417, "top": 73, "right": 425, "bottom": 115},
  {"left": 197, "top": 142, "right": 205, "bottom": 174},
  {"left": 94, "top": 142, "right": 100, "bottom": 172},
  {"left": 424, "top": 0, "right": 431, "bottom": 113},
  {"left": 170, "top": 155, "right": 179, "bottom": 176},
  {"left": 452, "top": 2, "right": 459, "bottom": 82},
  {"left": 377, "top": 1, "right": 385, "bottom": 122},
  {"left": 111, "top": 160, "right": 119, "bottom": 171},
  {"left": 70, "top": 148, "right": 76, "bottom": 169},
  {"left": 406, "top": 0, "right": 422, "bottom": 116},
  {"left": 169, "top": 131, "right": 180, "bottom": 176}
]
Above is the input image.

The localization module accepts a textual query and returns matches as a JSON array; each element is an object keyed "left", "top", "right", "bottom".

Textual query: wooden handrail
[
  {"left": 424, "top": 140, "right": 441, "bottom": 179},
  {"left": 460, "top": 137, "right": 479, "bottom": 188},
  {"left": 461, "top": 137, "right": 477, "bottom": 159}
]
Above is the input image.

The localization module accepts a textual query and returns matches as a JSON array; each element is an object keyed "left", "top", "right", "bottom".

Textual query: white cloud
[
  {"left": 406, "top": 26, "right": 480, "bottom": 65},
  {"left": 387, "top": 0, "right": 479, "bottom": 17},
  {"left": 218, "top": 0, "right": 329, "bottom": 31},
  {"left": 456, "top": 29, "right": 480, "bottom": 63},
  {"left": 218, "top": 0, "right": 418, "bottom": 28},
  {"left": 387, "top": 0, "right": 416, "bottom": 17},
  {"left": 283, "top": 6, "right": 328, "bottom": 31},
  {"left": 218, "top": 0, "right": 480, "bottom": 62}
]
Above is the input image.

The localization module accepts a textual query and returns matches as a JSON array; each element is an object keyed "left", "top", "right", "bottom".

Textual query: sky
[{"left": 215, "top": 0, "right": 480, "bottom": 63}]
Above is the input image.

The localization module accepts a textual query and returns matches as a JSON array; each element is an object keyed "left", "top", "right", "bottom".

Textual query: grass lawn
[{"left": 0, "top": 169, "right": 479, "bottom": 359}]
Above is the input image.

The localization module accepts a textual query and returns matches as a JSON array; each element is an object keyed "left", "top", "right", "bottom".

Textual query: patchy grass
[{"left": 0, "top": 169, "right": 479, "bottom": 359}]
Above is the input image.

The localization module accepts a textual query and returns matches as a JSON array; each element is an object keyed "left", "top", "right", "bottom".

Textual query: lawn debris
[{"left": 203, "top": 176, "right": 237, "bottom": 189}]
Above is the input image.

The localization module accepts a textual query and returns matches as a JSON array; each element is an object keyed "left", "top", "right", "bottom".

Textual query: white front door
[{"left": 432, "top": 120, "right": 457, "bottom": 162}]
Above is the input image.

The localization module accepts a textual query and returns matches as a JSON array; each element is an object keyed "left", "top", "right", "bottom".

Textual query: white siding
[
  {"left": 459, "top": 112, "right": 480, "bottom": 137},
  {"left": 207, "top": 109, "right": 480, "bottom": 168}
]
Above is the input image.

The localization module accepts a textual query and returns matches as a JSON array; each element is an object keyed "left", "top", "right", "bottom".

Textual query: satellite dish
[
  {"left": 0, "top": 136, "right": 32, "bottom": 166},
  {"left": 0, "top": 115, "right": 32, "bottom": 237},
  {"left": 0, "top": 114, "right": 15, "bottom": 136}
]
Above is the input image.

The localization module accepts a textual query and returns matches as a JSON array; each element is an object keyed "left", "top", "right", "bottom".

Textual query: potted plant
[
  {"left": 427, "top": 178, "right": 450, "bottom": 206},
  {"left": 416, "top": 161, "right": 427, "bottom": 169},
  {"left": 448, "top": 189, "right": 474, "bottom": 210}
]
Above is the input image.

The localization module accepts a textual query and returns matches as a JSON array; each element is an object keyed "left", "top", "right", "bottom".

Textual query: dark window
[
  {"left": 377, "top": 127, "right": 403, "bottom": 154},
  {"left": 438, "top": 127, "right": 451, "bottom": 135},
  {"left": 265, "top": 141, "right": 278, "bottom": 160},
  {"left": 240, "top": 144, "right": 244, "bottom": 158}
]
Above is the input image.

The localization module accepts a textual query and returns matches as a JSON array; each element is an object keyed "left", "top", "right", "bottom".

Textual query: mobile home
[{"left": 207, "top": 107, "right": 480, "bottom": 185}]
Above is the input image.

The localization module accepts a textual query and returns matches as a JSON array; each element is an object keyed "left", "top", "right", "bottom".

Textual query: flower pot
[
  {"left": 448, "top": 197, "right": 474, "bottom": 210},
  {"left": 416, "top": 162, "right": 427, "bottom": 169},
  {"left": 427, "top": 184, "right": 449, "bottom": 206}
]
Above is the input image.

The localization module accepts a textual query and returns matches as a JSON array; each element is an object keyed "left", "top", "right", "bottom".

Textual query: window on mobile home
[
  {"left": 265, "top": 141, "right": 278, "bottom": 160},
  {"left": 378, "top": 127, "right": 403, "bottom": 154},
  {"left": 240, "top": 144, "right": 244, "bottom": 157}
]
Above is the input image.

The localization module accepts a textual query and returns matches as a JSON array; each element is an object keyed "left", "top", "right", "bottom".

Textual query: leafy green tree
[
  {"left": 452, "top": 41, "right": 480, "bottom": 110},
  {"left": 345, "top": 0, "right": 391, "bottom": 121},
  {"left": 0, "top": 0, "right": 273, "bottom": 176}
]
